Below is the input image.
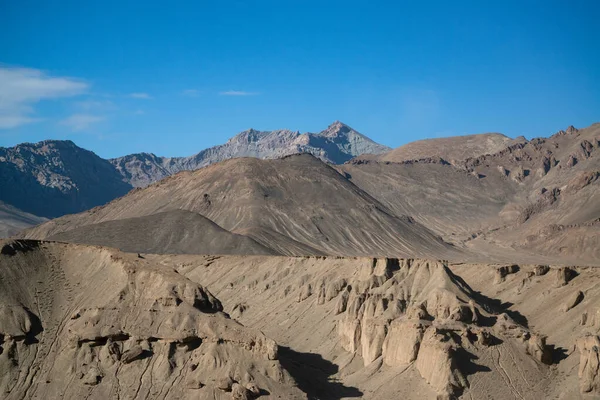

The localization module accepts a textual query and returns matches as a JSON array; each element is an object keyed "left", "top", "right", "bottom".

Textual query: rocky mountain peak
[
  {"left": 553, "top": 125, "right": 580, "bottom": 137},
  {"left": 320, "top": 120, "right": 353, "bottom": 137},
  {"left": 227, "top": 128, "right": 263, "bottom": 143}
]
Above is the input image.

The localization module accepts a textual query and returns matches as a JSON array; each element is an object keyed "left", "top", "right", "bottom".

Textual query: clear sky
[{"left": 0, "top": 0, "right": 598, "bottom": 158}]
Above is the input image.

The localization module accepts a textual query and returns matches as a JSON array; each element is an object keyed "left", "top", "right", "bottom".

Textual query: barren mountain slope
[
  {"left": 0, "top": 240, "right": 305, "bottom": 400},
  {"left": 110, "top": 121, "right": 390, "bottom": 187},
  {"left": 24, "top": 154, "right": 461, "bottom": 260},
  {"left": 361, "top": 133, "right": 524, "bottom": 164},
  {"left": 458, "top": 124, "right": 600, "bottom": 263},
  {"left": 0, "top": 140, "right": 132, "bottom": 218},
  {"left": 337, "top": 160, "right": 519, "bottom": 237},
  {"left": 341, "top": 123, "right": 600, "bottom": 265},
  {"left": 0, "top": 202, "right": 47, "bottom": 238},
  {"left": 147, "top": 252, "right": 600, "bottom": 399},
  {"left": 50, "top": 209, "right": 276, "bottom": 255}
]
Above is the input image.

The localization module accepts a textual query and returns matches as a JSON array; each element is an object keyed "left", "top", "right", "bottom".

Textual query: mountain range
[
  {"left": 3, "top": 120, "right": 595, "bottom": 266},
  {"left": 2, "top": 120, "right": 600, "bottom": 400},
  {"left": 110, "top": 121, "right": 390, "bottom": 187},
  {"left": 0, "top": 121, "right": 388, "bottom": 235}
]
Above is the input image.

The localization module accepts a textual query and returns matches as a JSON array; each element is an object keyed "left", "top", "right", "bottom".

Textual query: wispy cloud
[
  {"left": 75, "top": 99, "right": 115, "bottom": 111},
  {"left": 182, "top": 89, "right": 200, "bottom": 97},
  {"left": 0, "top": 115, "right": 41, "bottom": 129},
  {"left": 219, "top": 90, "right": 259, "bottom": 96},
  {"left": 129, "top": 92, "right": 153, "bottom": 99},
  {"left": 0, "top": 65, "right": 88, "bottom": 129},
  {"left": 60, "top": 114, "right": 104, "bottom": 131}
]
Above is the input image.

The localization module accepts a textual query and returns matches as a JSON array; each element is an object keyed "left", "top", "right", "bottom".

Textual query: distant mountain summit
[
  {"left": 0, "top": 140, "right": 132, "bottom": 218},
  {"left": 110, "top": 121, "right": 390, "bottom": 187}
]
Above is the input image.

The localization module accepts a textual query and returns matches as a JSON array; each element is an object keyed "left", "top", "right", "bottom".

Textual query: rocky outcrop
[
  {"left": 382, "top": 319, "right": 425, "bottom": 366},
  {"left": 416, "top": 328, "right": 468, "bottom": 399},
  {"left": 577, "top": 335, "right": 600, "bottom": 395},
  {"left": 0, "top": 241, "right": 304, "bottom": 400},
  {"left": 295, "top": 258, "right": 557, "bottom": 398},
  {"left": 494, "top": 264, "right": 519, "bottom": 283},
  {"left": 562, "top": 291, "right": 584, "bottom": 312},
  {"left": 554, "top": 267, "right": 578, "bottom": 287}
]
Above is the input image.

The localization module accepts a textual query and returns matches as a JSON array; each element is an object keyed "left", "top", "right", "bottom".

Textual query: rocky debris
[
  {"left": 518, "top": 188, "right": 561, "bottom": 224},
  {"left": 231, "top": 302, "right": 249, "bottom": 318},
  {"left": 217, "top": 375, "right": 234, "bottom": 391},
  {"left": 184, "top": 376, "right": 204, "bottom": 389},
  {"left": 577, "top": 335, "right": 600, "bottom": 395},
  {"left": 82, "top": 367, "right": 103, "bottom": 385},
  {"left": 231, "top": 382, "right": 251, "bottom": 399},
  {"left": 566, "top": 155, "right": 578, "bottom": 167},
  {"left": 578, "top": 139, "right": 596, "bottom": 159},
  {"left": 120, "top": 344, "right": 144, "bottom": 364},
  {"left": 562, "top": 291, "right": 585, "bottom": 312},
  {"left": 525, "top": 334, "right": 553, "bottom": 365},
  {"left": 494, "top": 264, "right": 519, "bottom": 283},
  {"left": 511, "top": 166, "right": 528, "bottom": 182},
  {"left": 567, "top": 171, "right": 600, "bottom": 193},
  {"left": 540, "top": 156, "right": 558, "bottom": 175},
  {"left": 245, "top": 382, "right": 261, "bottom": 396},
  {"left": 534, "top": 265, "right": 550, "bottom": 276},
  {"left": 554, "top": 267, "right": 578, "bottom": 287}
]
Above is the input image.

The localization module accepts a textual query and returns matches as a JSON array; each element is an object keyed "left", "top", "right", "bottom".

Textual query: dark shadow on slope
[
  {"left": 445, "top": 267, "right": 529, "bottom": 328},
  {"left": 454, "top": 347, "right": 492, "bottom": 398},
  {"left": 446, "top": 267, "right": 568, "bottom": 365},
  {"left": 1, "top": 240, "right": 41, "bottom": 256},
  {"left": 454, "top": 347, "right": 492, "bottom": 375},
  {"left": 550, "top": 345, "right": 569, "bottom": 364},
  {"left": 278, "top": 346, "right": 363, "bottom": 400},
  {"left": 24, "top": 307, "right": 44, "bottom": 345}
]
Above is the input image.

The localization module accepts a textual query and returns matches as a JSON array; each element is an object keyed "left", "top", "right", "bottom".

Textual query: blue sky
[{"left": 0, "top": 0, "right": 598, "bottom": 158}]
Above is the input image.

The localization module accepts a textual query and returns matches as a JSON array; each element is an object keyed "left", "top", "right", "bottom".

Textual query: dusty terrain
[
  {"left": 2, "top": 122, "right": 599, "bottom": 399},
  {"left": 0, "top": 240, "right": 304, "bottom": 400},
  {"left": 23, "top": 154, "right": 461, "bottom": 261},
  {"left": 2, "top": 240, "right": 600, "bottom": 399}
]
